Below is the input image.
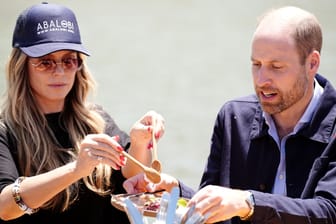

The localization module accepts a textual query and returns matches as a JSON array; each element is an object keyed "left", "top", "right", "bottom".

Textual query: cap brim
[{"left": 20, "top": 42, "right": 90, "bottom": 57}]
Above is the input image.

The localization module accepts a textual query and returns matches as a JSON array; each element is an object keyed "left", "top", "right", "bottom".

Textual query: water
[{"left": 1, "top": 0, "right": 335, "bottom": 189}]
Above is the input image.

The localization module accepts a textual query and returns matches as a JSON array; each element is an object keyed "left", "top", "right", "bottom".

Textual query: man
[{"left": 123, "top": 6, "right": 336, "bottom": 223}]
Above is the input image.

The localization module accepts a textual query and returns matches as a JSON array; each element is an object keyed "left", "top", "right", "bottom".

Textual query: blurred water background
[{"left": 1, "top": 0, "right": 335, "bottom": 190}]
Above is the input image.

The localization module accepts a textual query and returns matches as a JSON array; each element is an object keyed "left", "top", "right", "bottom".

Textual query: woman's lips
[
  {"left": 48, "top": 83, "right": 67, "bottom": 91},
  {"left": 49, "top": 83, "right": 66, "bottom": 87}
]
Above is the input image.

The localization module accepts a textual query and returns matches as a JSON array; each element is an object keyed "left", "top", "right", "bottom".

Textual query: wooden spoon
[
  {"left": 121, "top": 151, "right": 161, "bottom": 184},
  {"left": 151, "top": 119, "right": 162, "bottom": 172}
]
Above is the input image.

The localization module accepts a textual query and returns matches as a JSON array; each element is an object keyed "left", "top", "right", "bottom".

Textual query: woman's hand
[
  {"left": 76, "top": 134, "right": 126, "bottom": 177},
  {"left": 129, "top": 110, "right": 165, "bottom": 150},
  {"left": 124, "top": 111, "right": 165, "bottom": 177},
  {"left": 123, "top": 172, "right": 179, "bottom": 194}
]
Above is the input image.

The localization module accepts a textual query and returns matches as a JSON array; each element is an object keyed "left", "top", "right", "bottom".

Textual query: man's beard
[{"left": 256, "top": 72, "right": 309, "bottom": 115}]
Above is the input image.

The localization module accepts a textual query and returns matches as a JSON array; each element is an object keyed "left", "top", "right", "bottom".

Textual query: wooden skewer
[
  {"left": 121, "top": 150, "right": 161, "bottom": 183},
  {"left": 151, "top": 118, "right": 162, "bottom": 172}
]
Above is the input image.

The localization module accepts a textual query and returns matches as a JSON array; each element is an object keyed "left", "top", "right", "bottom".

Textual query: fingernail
[
  {"left": 147, "top": 142, "right": 153, "bottom": 150},
  {"left": 120, "top": 155, "right": 126, "bottom": 164},
  {"left": 117, "top": 146, "right": 123, "bottom": 152},
  {"left": 114, "top": 135, "right": 120, "bottom": 141},
  {"left": 147, "top": 127, "right": 151, "bottom": 132},
  {"left": 120, "top": 156, "right": 126, "bottom": 166}
]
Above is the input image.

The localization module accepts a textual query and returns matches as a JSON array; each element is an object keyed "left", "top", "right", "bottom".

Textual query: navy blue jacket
[{"left": 181, "top": 74, "right": 336, "bottom": 224}]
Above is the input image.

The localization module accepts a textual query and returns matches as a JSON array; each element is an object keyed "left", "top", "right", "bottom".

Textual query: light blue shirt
[{"left": 263, "top": 79, "right": 324, "bottom": 195}]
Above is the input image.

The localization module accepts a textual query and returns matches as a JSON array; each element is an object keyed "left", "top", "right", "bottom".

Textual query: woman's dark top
[{"left": 0, "top": 105, "right": 131, "bottom": 224}]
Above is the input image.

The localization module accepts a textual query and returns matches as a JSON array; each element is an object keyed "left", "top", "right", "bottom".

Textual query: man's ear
[{"left": 307, "top": 50, "right": 320, "bottom": 72}]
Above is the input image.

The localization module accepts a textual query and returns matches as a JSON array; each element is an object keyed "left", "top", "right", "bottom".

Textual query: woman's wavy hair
[{"left": 1, "top": 48, "right": 114, "bottom": 212}]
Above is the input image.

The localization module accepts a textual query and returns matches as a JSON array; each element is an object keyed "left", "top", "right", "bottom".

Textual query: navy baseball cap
[{"left": 12, "top": 2, "right": 90, "bottom": 57}]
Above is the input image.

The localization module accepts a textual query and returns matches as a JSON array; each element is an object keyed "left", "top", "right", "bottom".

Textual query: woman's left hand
[
  {"left": 122, "top": 111, "right": 165, "bottom": 177},
  {"left": 123, "top": 172, "right": 179, "bottom": 194},
  {"left": 129, "top": 110, "right": 165, "bottom": 150}
]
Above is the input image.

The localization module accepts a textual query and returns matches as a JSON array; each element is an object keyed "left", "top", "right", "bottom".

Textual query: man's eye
[{"left": 272, "top": 65, "right": 283, "bottom": 69}]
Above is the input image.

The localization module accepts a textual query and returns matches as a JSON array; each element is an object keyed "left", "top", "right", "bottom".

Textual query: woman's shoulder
[
  {"left": 88, "top": 103, "right": 105, "bottom": 113},
  {"left": 88, "top": 103, "right": 130, "bottom": 146},
  {"left": 0, "top": 119, "right": 17, "bottom": 152},
  {"left": 0, "top": 119, "right": 10, "bottom": 138},
  {"left": 88, "top": 103, "right": 112, "bottom": 119}
]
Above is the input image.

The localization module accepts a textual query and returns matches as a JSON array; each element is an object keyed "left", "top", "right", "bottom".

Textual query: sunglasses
[{"left": 30, "top": 57, "right": 83, "bottom": 72}]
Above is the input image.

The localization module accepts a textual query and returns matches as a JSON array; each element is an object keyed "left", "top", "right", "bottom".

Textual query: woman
[{"left": 0, "top": 3, "right": 164, "bottom": 223}]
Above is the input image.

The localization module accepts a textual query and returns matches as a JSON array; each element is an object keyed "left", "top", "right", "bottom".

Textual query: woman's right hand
[{"left": 76, "top": 134, "right": 126, "bottom": 177}]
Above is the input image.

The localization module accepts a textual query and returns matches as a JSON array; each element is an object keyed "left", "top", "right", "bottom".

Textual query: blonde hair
[{"left": 1, "top": 48, "right": 114, "bottom": 211}]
